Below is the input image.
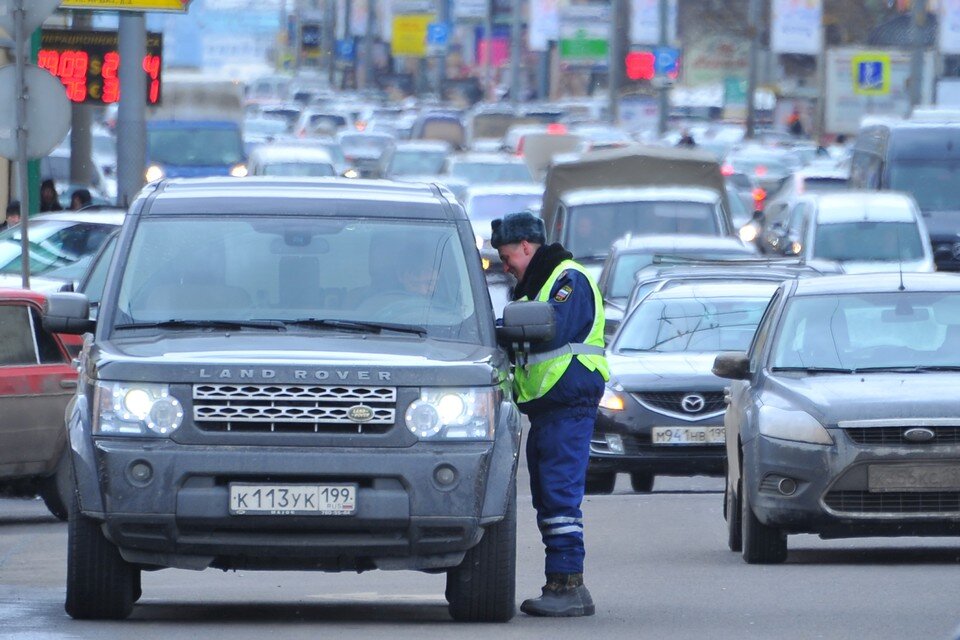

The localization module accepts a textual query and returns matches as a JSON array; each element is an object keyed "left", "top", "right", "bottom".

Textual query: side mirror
[
  {"left": 43, "top": 292, "right": 95, "bottom": 335},
  {"left": 496, "top": 301, "right": 555, "bottom": 347},
  {"left": 712, "top": 352, "right": 751, "bottom": 380}
]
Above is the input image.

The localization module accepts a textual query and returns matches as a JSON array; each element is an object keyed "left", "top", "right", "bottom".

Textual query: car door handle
[{"left": 60, "top": 380, "right": 78, "bottom": 390}]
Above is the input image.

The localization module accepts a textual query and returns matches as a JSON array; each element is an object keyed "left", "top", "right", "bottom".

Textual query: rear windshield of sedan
[
  {"left": 114, "top": 217, "right": 480, "bottom": 342},
  {"left": 467, "top": 193, "right": 543, "bottom": 225},
  {"left": 771, "top": 292, "right": 960, "bottom": 370},
  {"left": 616, "top": 295, "right": 772, "bottom": 353},
  {"left": 813, "top": 221, "right": 924, "bottom": 262},
  {"left": 260, "top": 162, "right": 335, "bottom": 177}
]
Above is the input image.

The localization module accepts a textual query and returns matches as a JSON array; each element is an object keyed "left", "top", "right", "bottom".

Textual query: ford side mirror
[
  {"left": 43, "top": 292, "right": 95, "bottom": 335},
  {"left": 712, "top": 352, "right": 751, "bottom": 380},
  {"left": 496, "top": 301, "right": 555, "bottom": 348}
]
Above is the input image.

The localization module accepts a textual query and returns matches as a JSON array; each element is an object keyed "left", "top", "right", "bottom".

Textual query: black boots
[{"left": 520, "top": 573, "right": 595, "bottom": 617}]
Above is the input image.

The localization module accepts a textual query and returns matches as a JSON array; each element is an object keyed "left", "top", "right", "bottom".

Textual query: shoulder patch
[
  {"left": 558, "top": 270, "right": 568, "bottom": 280},
  {"left": 554, "top": 284, "right": 573, "bottom": 302}
]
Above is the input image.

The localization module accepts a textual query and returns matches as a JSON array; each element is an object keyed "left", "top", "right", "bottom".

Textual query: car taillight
[
  {"left": 754, "top": 165, "right": 768, "bottom": 177},
  {"left": 546, "top": 123, "right": 568, "bottom": 134},
  {"left": 721, "top": 164, "right": 735, "bottom": 176},
  {"left": 752, "top": 187, "right": 766, "bottom": 210}
]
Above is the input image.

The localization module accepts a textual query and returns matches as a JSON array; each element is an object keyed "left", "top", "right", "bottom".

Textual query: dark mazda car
[
  {"left": 717, "top": 273, "right": 960, "bottom": 564},
  {"left": 589, "top": 281, "right": 778, "bottom": 494}
]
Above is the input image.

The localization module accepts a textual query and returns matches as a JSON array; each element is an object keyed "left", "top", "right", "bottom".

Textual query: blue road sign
[
  {"left": 427, "top": 22, "right": 450, "bottom": 47},
  {"left": 858, "top": 61, "right": 882, "bottom": 90},
  {"left": 336, "top": 39, "right": 355, "bottom": 61},
  {"left": 653, "top": 46, "right": 680, "bottom": 76}
]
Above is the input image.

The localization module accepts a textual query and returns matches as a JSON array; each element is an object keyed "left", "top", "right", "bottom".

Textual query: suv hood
[
  {"left": 92, "top": 333, "right": 503, "bottom": 387},
  {"left": 765, "top": 373, "right": 960, "bottom": 425},
  {"left": 607, "top": 352, "right": 726, "bottom": 391}
]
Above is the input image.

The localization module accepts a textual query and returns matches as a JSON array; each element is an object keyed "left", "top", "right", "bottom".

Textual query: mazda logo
[
  {"left": 680, "top": 394, "right": 706, "bottom": 413},
  {"left": 347, "top": 405, "right": 374, "bottom": 423}
]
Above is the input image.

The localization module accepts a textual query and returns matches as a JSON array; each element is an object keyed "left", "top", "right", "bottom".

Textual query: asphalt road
[{"left": 3, "top": 461, "right": 960, "bottom": 640}]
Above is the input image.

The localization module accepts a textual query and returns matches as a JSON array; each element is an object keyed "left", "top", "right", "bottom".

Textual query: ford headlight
[
  {"left": 405, "top": 387, "right": 497, "bottom": 440},
  {"left": 758, "top": 405, "right": 833, "bottom": 445},
  {"left": 94, "top": 381, "right": 184, "bottom": 437}
]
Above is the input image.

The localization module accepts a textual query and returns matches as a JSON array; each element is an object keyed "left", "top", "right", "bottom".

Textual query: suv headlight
[
  {"left": 405, "top": 387, "right": 497, "bottom": 440},
  {"left": 94, "top": 381, "right": 184, "bottom": 437},
  {"left": 758, "top": 405, "right": 833, "bottom": 445}
]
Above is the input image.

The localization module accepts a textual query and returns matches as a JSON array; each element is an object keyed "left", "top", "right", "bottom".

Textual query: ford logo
[
  {"left": 903, "top": 427, "right": 936, "bottom": 443},
  {"left": 347, "top": 405, "right": 374, "bottom": 423}
]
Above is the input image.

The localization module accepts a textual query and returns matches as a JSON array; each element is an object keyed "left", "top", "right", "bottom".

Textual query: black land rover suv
[{"left": 45, "top": 177, "right": 544, "bottom": 622}]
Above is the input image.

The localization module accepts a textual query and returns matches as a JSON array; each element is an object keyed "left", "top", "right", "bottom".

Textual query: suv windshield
[
  {"left": 114, "top": 217, "right": 479, "bottom": 342},
  {"left": 771, "top": 292, "right": 960, "bottom": 371},
  {"left": 813, "top": 221, "right": 924, "bottom": 262},
  {"left": 566, "top": 201, "right": 719, "bottom": 259}
]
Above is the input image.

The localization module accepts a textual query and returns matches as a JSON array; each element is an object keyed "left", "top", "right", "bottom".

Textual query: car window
[
  {"left": 31, "top": 307, "right": 67, "bottom": 364},
  {"left": 115, "top": 217, "right": 480, "bottom": 342},
  {"left": 80, "top": 233, "right": 118, "bottom": 314},
  {"left": 616, "top": 295, "right": 773, "bottom": 353},
  {"left": 812, "top": 221, "right": 924, "bottom": 262},
  {"left": 748, "top": 289, "right": 782, "bottom": 371},
  {"left": 0, "top": 222, "right": 116, "bottom": 276},
  {"left": 0, "top": 304, "right": 38, "bottom": 366},
  {"left": 771, "top": 292, "right": 960, "bottom": 370}
]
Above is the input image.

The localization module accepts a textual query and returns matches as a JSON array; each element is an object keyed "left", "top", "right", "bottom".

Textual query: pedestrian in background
[
  {"left": 491, "top": 211, "right": 609, "bottom": 617},
  {"left": 70, "top": 188, "right": 92, "bottom": 210},
  {"left": 39, "top": 179, "right": 62, "bottom": 212},
  {"left": 1, "top": 200, "right": 20, "bottom": 231}
]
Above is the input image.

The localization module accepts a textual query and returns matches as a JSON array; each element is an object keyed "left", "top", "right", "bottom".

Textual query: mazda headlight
[
  {"left": 94, "top": 381, "right": 184, "bottom": 437},
  {"left": 405, "top": 387, "right": 497, "bottom": 440},
  {"left": 599, "top": 385, "right": 626, "bottom": 411},
  {"left": 758, "top": 405, "right": 833, "bottom": 445}
]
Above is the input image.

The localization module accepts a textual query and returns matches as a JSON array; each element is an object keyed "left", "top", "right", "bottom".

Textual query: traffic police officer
[{"left": 491, "top": 211, "right": 609, "bottom": 617}]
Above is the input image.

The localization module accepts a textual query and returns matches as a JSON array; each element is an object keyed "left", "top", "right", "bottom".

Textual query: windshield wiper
[
  {"left": 851, "top": 365, "right": 960, "bottom": 373},
  {"left": 770, "top": 366, "right": 855, "bottom": 374},
  {"left": 114, "top": 319, "right": 287, "bottom": 331},
  {"left": 277, "top": 318, "right": 428, "bottom": 336}
]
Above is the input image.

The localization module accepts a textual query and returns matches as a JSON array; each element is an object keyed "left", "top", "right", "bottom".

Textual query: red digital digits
[
  {"left": 102, "top": 51, "right": 120, "bottom": 103},
  {"left": 38, "top": 47, "right": 160, "bottom": 105},
  {"left": 38, "top": 49, "right": 89, "bottom": 102}
]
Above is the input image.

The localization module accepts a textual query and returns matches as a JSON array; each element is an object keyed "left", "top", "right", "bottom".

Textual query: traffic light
[{"left": 625, "top": 51, "right": 655, "bottom": 81}]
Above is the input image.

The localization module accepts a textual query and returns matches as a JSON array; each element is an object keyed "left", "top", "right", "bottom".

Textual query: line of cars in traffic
[{"left": 7, "top": 88, "right": 960, "bottom": 576}]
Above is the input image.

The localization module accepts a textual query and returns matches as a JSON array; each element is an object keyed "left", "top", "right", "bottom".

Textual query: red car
[{"left": 0, "top": 288, "right": 79, "bottom": 519}]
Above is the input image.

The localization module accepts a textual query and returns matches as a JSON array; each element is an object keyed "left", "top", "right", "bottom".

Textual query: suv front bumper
[{"left": 89, "top": 439, "right": 498, "bottom": 571}]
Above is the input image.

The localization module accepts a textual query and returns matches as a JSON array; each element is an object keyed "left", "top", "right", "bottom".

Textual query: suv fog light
[
  {"left": 434, "top": 465, "right": 457, "bottom": 486},
  {"left": 128, "top": 460, "right": 153, "bottom": 484},
  {"left": 605, "top": 433, "right": 625, "bottom": 454}
]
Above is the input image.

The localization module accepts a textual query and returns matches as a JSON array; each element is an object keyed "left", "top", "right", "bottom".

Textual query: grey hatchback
[{"left": 716, "top": 273, "right": 960, "bottom": 564}]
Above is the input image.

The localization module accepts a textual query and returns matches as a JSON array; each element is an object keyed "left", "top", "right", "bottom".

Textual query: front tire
[
  {"left": 584, "top": 472, "right": 616, "bottom": 495},
  {"left": 726, "top": 478, "right": 742, "bottom": 552},
  {"left": 65, "top": 492, "right": 139, "bottom": 620},
  {"left": 629, "top": 472, "right": 654, "bottom": 493},
  {"left": 446, "top": 482, "right": 516, "bottom": 622},
  {"left": 741, "top": 481, "right": 787, "bottom": 564}
]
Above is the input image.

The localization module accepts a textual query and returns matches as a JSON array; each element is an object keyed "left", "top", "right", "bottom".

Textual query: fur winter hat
[{"left": 490, "top": 212, "right": 546, "bottom": 248}]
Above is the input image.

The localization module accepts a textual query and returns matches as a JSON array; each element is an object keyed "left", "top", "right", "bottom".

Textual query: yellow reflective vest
[{"left": 513, "top": 259, "right": 609, "bottom": 404}]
